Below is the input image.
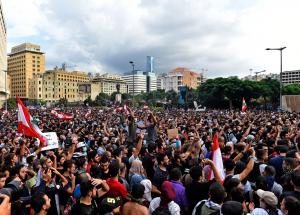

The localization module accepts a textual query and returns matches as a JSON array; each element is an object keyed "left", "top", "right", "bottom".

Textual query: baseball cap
[
  {"left": 256, "top": 189, "right": 278, "bottom": 206},
  {"left": 97, "top": 147, "right": 106, "bottom": 155},
  {"left": 100, "top": 197, "right": 122, "bottom": 213}
]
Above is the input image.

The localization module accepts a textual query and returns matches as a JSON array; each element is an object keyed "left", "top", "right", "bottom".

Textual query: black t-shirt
[
  {"left": 186, "top": 180, "right": 214, "bottom": 211},
  {"left": 152, "top": 167, "right": 169, "bottom": 189},
  {"left": 72, "top": 202, "right": 96, "bottom": 215},
  {"left": 99, "top": 170, "right": 110, "bottom": 180},
  {"left": 59, "top": 175, "right": 72, "bottom": 206},
  {"left": 248, "top": 161, "right": 264, "bottom": 183},
  {"left": 142, "top": 153, "right": 156, "bottom": 181}
]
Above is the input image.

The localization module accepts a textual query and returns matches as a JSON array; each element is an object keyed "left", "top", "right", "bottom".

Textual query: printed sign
[{"left": 41, "top": 132, "right": 59, "bottom": 151}]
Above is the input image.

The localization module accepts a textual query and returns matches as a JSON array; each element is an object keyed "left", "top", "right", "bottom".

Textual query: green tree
[
  {"left": 94, "top": 93, "right": 110, "bottom": 106},
  {"left": 6, "top": 98, "right": 17, "bottom": 109},
  {"left": 283, "top": 84, "right": 300, "bottom": 95}
]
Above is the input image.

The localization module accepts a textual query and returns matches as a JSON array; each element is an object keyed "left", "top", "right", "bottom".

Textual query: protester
[{"left": 0, "top": 102, "right": 299, "bottom": 215}]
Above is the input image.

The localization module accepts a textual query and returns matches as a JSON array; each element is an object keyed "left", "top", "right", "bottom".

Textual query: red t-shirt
[{"left": 106, "top": 177, "right": 128, "bottom": 199}]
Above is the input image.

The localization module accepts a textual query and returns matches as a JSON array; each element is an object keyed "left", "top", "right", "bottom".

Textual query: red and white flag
[
  {"left": 1, "top": 110, "right": 9, "bottom": 119},
  {"left": 17, "top": 96, "right": 46, "bottom": 145},
  {"left": 208, "top": 133, "right": 225, "bottom": 181},
  {"left": 242, "top": 97, "right": 247, "bottom": 112},
  {"left": 114, "top": 105, "right": 129, "bottom": 115},
  {"left": 51, "top": 110, "right": 73, "bottom": 120},
  {"left": 85, "top": 109, "right": 92, "bottom": 118}
]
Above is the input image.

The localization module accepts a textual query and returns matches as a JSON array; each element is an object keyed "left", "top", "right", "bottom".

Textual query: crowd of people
[{"left": 0, "top": 105, "right": 299, "bottom": 215}]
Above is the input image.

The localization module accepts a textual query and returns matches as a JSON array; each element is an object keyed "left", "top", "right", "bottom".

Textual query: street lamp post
[
  {"left": 2, "top": 70, "right": 7, "bottom": 112},
  {"left": 129, "top": 61, "right": 135, "bottom": 107},
  {"left": 266, "top": 47, "right": 286, "bottom": 111}
]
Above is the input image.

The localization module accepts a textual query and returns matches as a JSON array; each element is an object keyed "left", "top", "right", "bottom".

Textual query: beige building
[
  {"left": 91, "top": 73, "right": 128, "bottom": 95},
  {"left": 28, "top": 69, "right": 90, "bottom": 102},
  {"left": 8, "top": 43, "right": 45, "bottom": 98},
  {"left": 0, "top": 0, "right": 7, "bottom": 104},
  {"left": 78, "top": 82, "right": 102, "bottom": 101},
  {"left": 158, "top": 67, "right": 203, "bottom": 92}
]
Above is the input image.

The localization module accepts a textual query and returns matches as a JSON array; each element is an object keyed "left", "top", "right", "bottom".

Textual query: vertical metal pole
[
  {"left": 5, "top": 70, "right": 7, "bottom": 111},
  {"left": 132, "top": 64, "right": 135, "bottom": 108},
  {"left": 280, "top": 50, "right": 283, "bottom": 111}
]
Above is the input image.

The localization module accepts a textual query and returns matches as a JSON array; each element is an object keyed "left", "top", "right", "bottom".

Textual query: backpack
[{"left": 194, "top": 201, "right": 220, "bottom": 215}]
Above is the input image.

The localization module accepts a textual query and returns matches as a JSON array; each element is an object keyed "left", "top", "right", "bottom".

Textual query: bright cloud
[{"left": 3, "top": 0, "right": 300, "bottom": 78}]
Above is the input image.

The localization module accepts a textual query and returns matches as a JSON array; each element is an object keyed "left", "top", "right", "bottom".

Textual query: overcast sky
[{"left": 3, "top": 0, "right": 300, "bottom": 78}]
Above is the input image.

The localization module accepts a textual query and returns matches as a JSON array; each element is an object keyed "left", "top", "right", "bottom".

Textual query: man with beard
[
  {"left": 152, "top": 153, "right": 169, "bottom": 195},
  {"left": 31, "top": 192, "right": 51, "bottom": 215}
]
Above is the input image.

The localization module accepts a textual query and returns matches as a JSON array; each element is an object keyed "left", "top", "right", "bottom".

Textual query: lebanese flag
[
  {"left": 242, "top": 97, "right": 247, "bottom": 112},
  {"left": 17, "top": 96, "right": 46, "bottom": 145},
  {"left": 1, "top": 110, "right": 9, "bottom": 119},
  {"left": 85, "top": 109, "right": 91, "bottom": 118},
  {"left": 208, "top": 133, "right": 225, "bottom": 181},
  {"left": 114, "top": 105, "right": 129, "bottom": 115},
  {"left": 51, "top": 110, "right": 73, "bottom": 120}
]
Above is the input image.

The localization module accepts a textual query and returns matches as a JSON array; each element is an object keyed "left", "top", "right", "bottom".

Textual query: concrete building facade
[
  {"left": 282, "top": 70, "right": 300, "bottom": 84},
  {"left": 28, "top": 69, "right": 89, "bottom": 102},
  {"left": 122, "top": 70, "right": 147, "bottom": 95},
  {"left": 8, "top": 43, "right": 45, "bottom": 98},
  {"left": 0, "top": 1, "right": 7, "bottom": 104},
  {"left": 91, "top": 73, "right": 128, "bottom": 95},
  {"left": 158, "top": 67, "right": 202, "bottom": 93}
]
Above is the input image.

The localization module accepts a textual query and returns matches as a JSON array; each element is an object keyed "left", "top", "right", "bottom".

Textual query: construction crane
[
  {"left": 255, "top": 70, "right": 266, "bottom": 81},
  {"left": 61, "top": 62, "right": 77, "bottom": 71}
]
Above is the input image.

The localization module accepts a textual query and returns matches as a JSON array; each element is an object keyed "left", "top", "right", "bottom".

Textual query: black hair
[
  {"left": 224, "top": 159, "right": 236, "bottom": 171},
  {"left": 209, "top": 182, "right": 226, "bottom": 204},
  {"left": 100, "top": 155, "right": 110, "bottom": 164},
  {"left": 131, "top": 183, "right": 145, "bottom": 199},
  {"left": 80, "top": 180, "right": 94, "bottom": 197},
  {"left": 109, "top": 161, "right": 120, "bottom": 177},
  {"left": 157, "top": 153, "right": 167, "bottom": 165},
  {"left": 189, "top": 165, "right": 203, "bottom": 181},
  {"left": 63, "top": 159, "right": 75, "bottom": 172},
  {"left": 291, "top": 170, "right": 300, "bottom": 187},
  {"left": 169, "top": 168, "right": 182, "bottom": 181},
  {"left": 31, "top": 191, "right": 46, "bottom": 213},
  {"left": 284, "top": 196, "right": 300, "bottom": 215}
]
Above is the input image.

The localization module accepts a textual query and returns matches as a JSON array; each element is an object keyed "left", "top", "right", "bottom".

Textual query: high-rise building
[
  {"left": 280, "top": 70, "right": 300, "bottom": 85},
  {"left": 122, "top": 70, "right": 147, "bottom": 95},
  {"left": 146, "top": 56, "right": 154, "bottom": 73},
  {"left": 0, "top": 0, "right": 7, "bottom": 104},
  {"left": 28, "top": 69, "right": 89, "bottom": 102},
  {"left": 159, "top": 67, "right": 202, "bottom": 93},
  {"left": 8, "top": 43, "right": 45, "bottom": 98}
]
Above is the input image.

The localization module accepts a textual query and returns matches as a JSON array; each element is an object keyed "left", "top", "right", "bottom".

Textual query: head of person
[
  {"left": 281, "top": 196, "right": 300, "bottom": 215},
  {"left": 40, "top": 156, "right": 53, "bottom": 169},
  {"left": 189, "top": 165, "right": 203, "bottom": 181},
  {"left": 129, "top": 160, "right": 144, "bottom": 175},
  {"left": 291, "top": 170, "right": 300, "bottom": 190},
  {"left": 109, "top": 161, "right": 120, "bottom": 178},
  {"left": 80, "top": 180, "right": 97, "bottom": 198},
  {"left": 131, "top": 183, "right": 145, "bottom": 201},
  {"left": 263, "top": 165, "right": 276, "bottom": 177},
  {"left": 88, "top": 150, "right": 100, "bottom": 163},
  {"left": 221, "top": 201, "right": 243, "bottom": 215},
  {"left": 160, "top": 181, "right": 176, "bottom": 207},
  {"left": 12, "top": 164, "right": 28, "bottom": 182},
  {"left": 100, "top": 156, "right": 110, "bottom": 172},
  {"left": 157, "top": 153, "right": 169, "bottom": 168},
  {"left": 31, "top": 192, "right": 51, "bottom": 214},
  {"left": 0, "top": 172, "right": 6, "bottom": 189},
  {"left": 63, "top": 159, "right": 76, "bottom": 174},
  {"left": 256, "top": 189, "right": 278, "bottom": 210},
  {"left": 282, "top": 158, "right": 297, "bottom": 173},
  {"left": 224, "top": 159, "right": 236, "bottom": 173},
  {"left": 208, "top": 182, "right": 226, "bottom": 204},
  {"left": 169, "top": 168, "right": 182, "bottom": 181}
]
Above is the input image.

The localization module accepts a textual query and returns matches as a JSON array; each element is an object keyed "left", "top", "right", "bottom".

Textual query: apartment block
[{"left": 8, "top": 43, "right": 45, "bottom": 98}]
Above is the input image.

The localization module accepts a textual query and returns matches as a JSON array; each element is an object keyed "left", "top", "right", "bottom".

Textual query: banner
[{"left": 41, "top": 132, "right": 59, "bottom": 151}]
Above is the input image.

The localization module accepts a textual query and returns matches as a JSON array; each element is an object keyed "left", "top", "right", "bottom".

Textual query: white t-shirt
[{"left": 149, "top": 197, "right": 180, "bottom": 215}]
